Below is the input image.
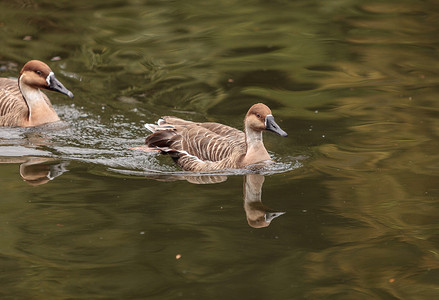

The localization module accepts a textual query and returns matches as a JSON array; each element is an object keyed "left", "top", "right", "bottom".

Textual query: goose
[
  {"left": 141, "top": 103, "right": 288, "bottom": 171},
  {"left": 0, "top": 60, "right": 74, "bottom": 127}
]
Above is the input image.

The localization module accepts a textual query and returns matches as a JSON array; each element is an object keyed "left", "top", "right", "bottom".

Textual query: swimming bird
[
  {"left": 0, "top": 60, "right": 74, "bottom": 127},
  {"left": 142, "top": 103, "right": 288, "bottom": 171}
]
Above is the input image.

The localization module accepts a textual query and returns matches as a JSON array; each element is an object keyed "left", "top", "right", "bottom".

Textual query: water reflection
[
  {"left": 134, "top": 172, "right": 286, "bottom": 228},
  {"left": 243, "top": 174, "right": 285, "bottom": 228},
  {"left": 0, "top": 157, "right": 68, "bottom": 185}
]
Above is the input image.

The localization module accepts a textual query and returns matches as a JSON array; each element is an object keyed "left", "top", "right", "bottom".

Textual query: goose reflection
[
  {"left": 0, "top": 157, "right": 68, "bottom": 185},
  {"left": 140, "top": 172, "right": 285, "bottom": 228},
  {"left": 243, "top": 174, "right": 285, "bottom": 228}
]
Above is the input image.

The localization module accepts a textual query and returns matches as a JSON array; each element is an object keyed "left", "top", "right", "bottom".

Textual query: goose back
[
  {"left": 145, "top": 116, "right": 247, "bottom": 171},
  {"left": 0, "top": 78, "right": 29, "bottom": 126}
]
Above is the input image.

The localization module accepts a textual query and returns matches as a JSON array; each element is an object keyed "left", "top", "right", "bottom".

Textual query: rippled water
[{"left": 1, "top": 0, "right": 439, "bottom": 299}]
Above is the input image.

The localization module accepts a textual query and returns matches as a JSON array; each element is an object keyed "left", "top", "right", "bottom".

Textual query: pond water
[{"left": 1, "top": 0, "right": 439, "bottom": 299}]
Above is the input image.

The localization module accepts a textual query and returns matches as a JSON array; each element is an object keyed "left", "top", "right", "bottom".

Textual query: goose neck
[{"left": 19, "top": 77, "right": 47, "bottom": 119}]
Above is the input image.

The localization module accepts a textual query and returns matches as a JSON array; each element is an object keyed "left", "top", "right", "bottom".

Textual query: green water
[{"left": 1, "top": 0, "right": 439, "bottom": 299}]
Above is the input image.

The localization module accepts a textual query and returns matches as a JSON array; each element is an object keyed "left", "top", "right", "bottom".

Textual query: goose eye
[
  {"left": 35, "top": 70, "right": 42, "bottom": 75},
  {"left": 256, "top": 113, "right": 261, "bottom": 118}
]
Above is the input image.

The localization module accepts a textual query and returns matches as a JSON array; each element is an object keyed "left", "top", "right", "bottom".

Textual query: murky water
[{"left": 1, "top": 0, "right": 439, "bottom": 299}]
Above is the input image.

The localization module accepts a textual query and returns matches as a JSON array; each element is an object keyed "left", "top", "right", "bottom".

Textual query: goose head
[
  {"left": 245, "top": 103, "right": 288, "bottom": 137},
  {"left": 19, "top": 60, "right": 74, "bottom": 98}
]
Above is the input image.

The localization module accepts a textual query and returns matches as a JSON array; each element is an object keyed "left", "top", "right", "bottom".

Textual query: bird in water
[
  {"left": 0, "top": 60, "right": 73, "bottom": 127},
  {"left": 135, "top": 103, "right": 288, "bottom": 171}
]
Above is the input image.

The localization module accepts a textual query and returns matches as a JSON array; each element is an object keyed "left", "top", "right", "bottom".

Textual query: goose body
[
  {"left": 143, "top": 103, "right": 288, "bottom": 171},
  {"left": 0, "top": 60, "right": 73, "bottom": 127}
]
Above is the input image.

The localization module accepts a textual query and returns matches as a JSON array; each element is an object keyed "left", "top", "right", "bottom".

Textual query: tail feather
[
  {"left": 145, "top": 130, "right": 177, "bottom": 148},
  {"left": 145, "top": 118, "right": 176, "bottom": 133},
  {"left": 144, "top": 123, "right": 157, "bottom": 132}
]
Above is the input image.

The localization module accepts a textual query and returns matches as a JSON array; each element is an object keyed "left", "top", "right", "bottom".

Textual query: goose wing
[
  {"left": 158, "top": 116, "right": 245, "bottom": 144},
  {"left": 179, "top": 125, "right": 246, "bottom": 162},
  {"left": 0, "top": 78, "right": 28, "bottom": 126},
  {"left": 146, "top": 117, "right": 246, "bottom": 162}
]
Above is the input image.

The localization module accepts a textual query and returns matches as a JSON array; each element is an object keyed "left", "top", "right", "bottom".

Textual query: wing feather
[
  {"left": 145, "top": 116, "right": 247, "bottom": 170},
  {"left": 0, "top": 78, "right": 28, "bottom": 126}
]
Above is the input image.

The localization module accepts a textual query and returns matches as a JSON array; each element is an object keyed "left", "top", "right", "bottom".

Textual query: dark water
[{"left": 1, "top": 0, "right": 439, "bottom": 299}]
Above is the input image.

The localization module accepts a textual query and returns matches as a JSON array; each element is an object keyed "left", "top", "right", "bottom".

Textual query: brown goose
[
  {"left": 142, "top": 103, "right": 288, "bottom": 171},
  {"left": 0, "top": 60, "right": 74, "bottom": 127}
]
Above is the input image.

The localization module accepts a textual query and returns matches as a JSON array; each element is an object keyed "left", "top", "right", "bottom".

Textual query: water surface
[{"left": 1, "top": 0, "right": 439, "bottom": 299}]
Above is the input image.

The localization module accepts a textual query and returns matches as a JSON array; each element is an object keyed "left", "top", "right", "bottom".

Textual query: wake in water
[
  {"left": 107, "top": 151, "right": 304, "bottom": 182},
  {"left": 0, "top": 104, "right": 303, "bottom": 181}
]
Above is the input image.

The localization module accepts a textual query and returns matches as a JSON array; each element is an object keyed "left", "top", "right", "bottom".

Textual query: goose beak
[
  {"left": 265, "top": 115, "right": 288, "bottom": 137},
  {"left": 47, "top": 73, "right": 74, "bottom": 98},
  {"left": 265, "top": 211, "right": 286, "bottom": 223}
]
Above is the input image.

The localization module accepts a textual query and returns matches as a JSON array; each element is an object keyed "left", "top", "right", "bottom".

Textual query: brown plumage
[
  {"left": 0, "top": 60, "right": 74, "bottom": 127},
  {"left": 144, "top": 103, "right": 288, "bottom": 171}
]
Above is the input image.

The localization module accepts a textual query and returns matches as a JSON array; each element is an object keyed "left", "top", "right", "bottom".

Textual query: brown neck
[
  {"left": 19, "top": 79, "right": 59, "bottom": 126},
  {"left": 242, "top": 127, "right": 271, "bottom": 166}
]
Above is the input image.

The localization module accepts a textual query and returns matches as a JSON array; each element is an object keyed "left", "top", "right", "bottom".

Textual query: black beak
[
  {"left": 265, "top": 115, "right": 288, "bottom": 137},
  {"left": 47, "top": 73, "right": 74, "bottom": 98},
  {"left": 265, "top": 211, "right": 286, "bottom": 223}
]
